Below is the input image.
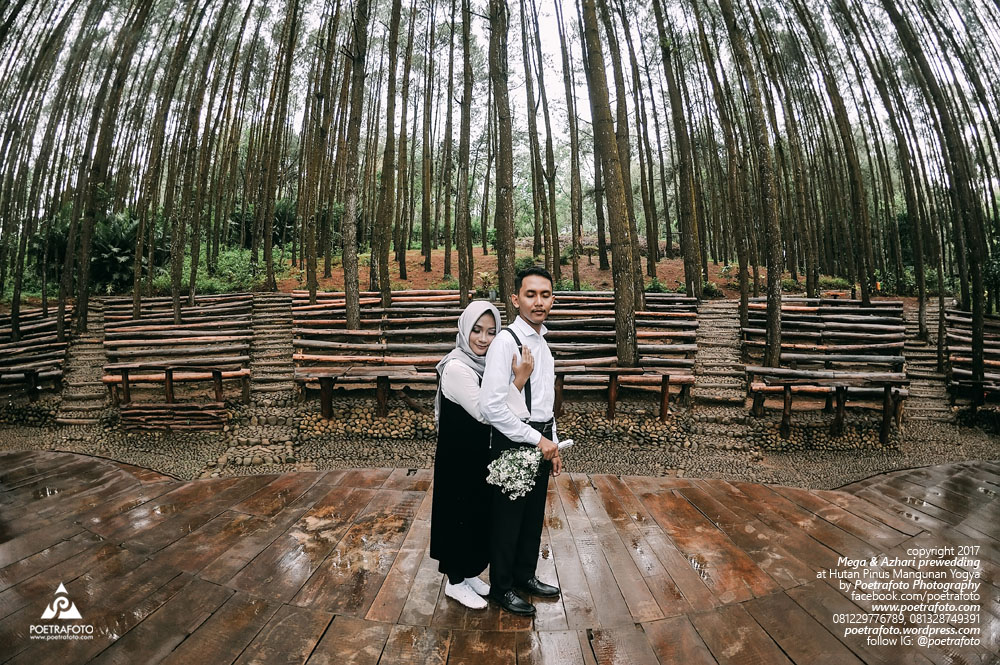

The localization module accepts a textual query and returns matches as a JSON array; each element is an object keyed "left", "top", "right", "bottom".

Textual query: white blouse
[{"left": 441, "top": 360, "right": 529, "bottom": 425}]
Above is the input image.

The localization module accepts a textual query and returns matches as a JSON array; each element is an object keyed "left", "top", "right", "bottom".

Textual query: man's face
[{"left": 511, "top": 275, "right": 554, "bottom": 325}]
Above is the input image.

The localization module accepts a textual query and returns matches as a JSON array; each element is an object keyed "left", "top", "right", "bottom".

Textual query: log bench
[
  {"left": 745, "top": 366, "right": 908, "bottom": 443},
  {"left": 102, "top": 364, "right": 250, "bottom": 405},
  {"left": 118, "top": 403, "right": 228, "bottom": 431},
  {"left": 294, "top": 365, "right": 438, "bottom": 418},
  {"left": 943, "top": 309, "right": 1000, "bottom": 403},
  {"left": 102, "top": 294, "right": 253, "bottom": 410},
  {"left": 292, "top": 291, "right": 699, "bottom": 421},
  {"left": 0, "top": 308, "right": 73, "bottom": 399}
]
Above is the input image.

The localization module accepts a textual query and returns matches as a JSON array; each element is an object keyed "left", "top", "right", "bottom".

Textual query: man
[{"left": 480, "top": 265, "right": 562, "bottom": 616}]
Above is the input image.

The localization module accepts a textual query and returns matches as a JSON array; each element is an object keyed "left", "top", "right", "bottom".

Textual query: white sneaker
[
  {"left": 464, "top": 576, "right": 490, "bottom": 596},
  {"left": 445, "top": 581, "right": 487, "bottom": 609}
]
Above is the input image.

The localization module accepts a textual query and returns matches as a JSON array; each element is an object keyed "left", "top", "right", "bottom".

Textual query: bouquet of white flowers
[{"left": 486, "top": 446, "right": 543, "bottom": 500}]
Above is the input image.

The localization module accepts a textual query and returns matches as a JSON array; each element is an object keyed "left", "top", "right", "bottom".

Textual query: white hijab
[{"left": 434, "top": 300, "right": 502, "bottom": 422}]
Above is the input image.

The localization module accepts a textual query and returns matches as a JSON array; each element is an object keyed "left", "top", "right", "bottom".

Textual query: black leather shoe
[
  {"left": 516, "top": 577, "right": 560, "bottom": 598},
  {"left": 489, "top": 589, "right": 536, "bottom": 616}
]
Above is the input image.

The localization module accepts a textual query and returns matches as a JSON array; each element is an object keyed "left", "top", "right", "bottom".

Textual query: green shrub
[
  {"left": 781, "top": 278, "right": 804, "bottom": 292},
  {"left": 702, "top": 281, "right": 722, "bottom": 298},
  {"left": 818, "top": 276, "right": 851, "bottom": 290},
  {"left": 551, "top": 279, "right": 593, "bottom": 292},
  {"left": 514, "top": 255, "right": 541, "bottom": 273},
  {"left": 435, "top": 275, "right": 460, "bottom": 290},
  {"left": 559, "top": 246, "right": 574, "bottom": 266},
  {"left": 645, "top": 277, "right": 669, "bottom": 293}
]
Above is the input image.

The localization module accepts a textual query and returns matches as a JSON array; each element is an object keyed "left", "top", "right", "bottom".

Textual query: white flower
[{"left": 486, "top": 447, "right": 543, "bottom": 500}]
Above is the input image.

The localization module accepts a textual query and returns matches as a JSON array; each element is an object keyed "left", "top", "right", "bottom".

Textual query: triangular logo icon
[{"left": 40, "top": 582, "right": 82, "bottom": 620}]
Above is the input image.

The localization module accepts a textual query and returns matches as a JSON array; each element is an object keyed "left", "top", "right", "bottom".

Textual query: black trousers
[{"left": 488, "top": 421, "right": 552, "bottom": 594}]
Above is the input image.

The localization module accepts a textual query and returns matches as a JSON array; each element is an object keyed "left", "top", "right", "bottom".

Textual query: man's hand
[
  {"left": 537, "top": 436, "right": 558, "bottom": 460},
  {"left": 551, "top": 454, "right": 562, "bottom": 476}
]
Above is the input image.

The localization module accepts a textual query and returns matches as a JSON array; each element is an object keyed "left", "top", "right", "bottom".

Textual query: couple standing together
[{"left": 430, "top": 266, "right": 562, "bottom": 616}]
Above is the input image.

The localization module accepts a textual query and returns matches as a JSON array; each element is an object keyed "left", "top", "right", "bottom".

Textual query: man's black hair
[{"left": 514, "top": 265, "right": 554, "bottom": 294}]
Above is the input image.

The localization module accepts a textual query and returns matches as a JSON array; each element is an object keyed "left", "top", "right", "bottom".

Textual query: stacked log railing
[
  {"left": 292, "top": 290, "right": 698, "bottom": 421},
  {"left": 100, "top": 294, "right": 253, "bottom": 430},
  {"left": 742, "top": 298, "right": 908, "bottom": 443},
  {"left": 0, "top": 307, "right": 73, "bottom": 400},
  {"left": 943, "top": 309, "right": 1000, "bottom": 403}
]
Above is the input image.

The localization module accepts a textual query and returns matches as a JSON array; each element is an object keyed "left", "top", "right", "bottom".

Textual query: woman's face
[{"left": 469, "top": 312, "right": 497, "bottom": 356}]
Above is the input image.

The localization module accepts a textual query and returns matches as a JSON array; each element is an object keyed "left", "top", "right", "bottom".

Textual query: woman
[{"left": 430, "top": 300, "right": 533, "bottom": 609}]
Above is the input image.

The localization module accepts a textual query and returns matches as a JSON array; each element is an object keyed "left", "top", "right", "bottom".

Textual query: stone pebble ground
[{"left": 1, "top": 390, "right": 997, "bottom": 491}]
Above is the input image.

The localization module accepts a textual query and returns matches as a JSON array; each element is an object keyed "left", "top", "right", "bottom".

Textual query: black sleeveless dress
[{"left": 429, "top": 389, "right": 491, "bottom": 579}]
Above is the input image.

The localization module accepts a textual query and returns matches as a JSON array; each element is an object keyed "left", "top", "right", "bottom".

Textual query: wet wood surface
[{"left": 0, "top": 450, "right": 996, "bottom": 664}]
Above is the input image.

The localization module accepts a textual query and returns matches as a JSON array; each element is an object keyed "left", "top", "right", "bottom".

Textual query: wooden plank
[
  {"left": 0, "top": 541, "right": 140, "bottom": 620},
  {"left": 446, "top": 629, "right": 517, "bottom": 664},
  {"left": 6, "top": 558, "right": 189, "bottom": 664},
  {"left": 523, "top": 487, "right": 587, "bottom": 630},
  {"left": 397, "top": 544, "right": 447, "bottom": 627},
  {"left": 305, "top": 615, "right": 393, "bottom": 665},
  {"left": 744, "top": 591, "right": 865, "bottom": 665},
  {"left": 693, "top": 480, "right": 845, "bottom": 573},
  {"left": 121, "top": 475, "right": 278, "bottom": 556},
  {"left": 0, "top": 531, "right": 103, "bottom": 593},
  {"left": 227, "top": 486, "right": 376, "bottom": 601},
  {"left": 530, "top": 489, "right": 568, "bottom": 632},
  {"left": 292, "top": 489, "right": 424, "bottom": 615},
  {"left": 677, "top": 484, "right": 814, "bottom": 589},
  {"left": 731, "top": 481, "right": 879, "bottom": 559},
  {"left": 811, "top": 488, "right": 924, "bottom": 537},
  {"left": 515, "top": 629, "right": 586, "bottom": 665},
  {"left": 86, "top": 576, "right": 232, "bottom": 665},
  {"left": 612, "top": 476, "right": 718, "bottom": 613},
  {"left": 785, "top": 581, "right": 936, "bottom": 665},
  {"left": 232, "top": 604, "right": 332, "bottom": 665},
  {"left": 336, "top": 468, "right": 394, "bottom": 488},
  {"left": 231, "top": 471, "right": 324, "bottom": 517},
  {"left": 365, "top": 515, "right": 432, "bottom": 623},
  {"left": 689, "top": 603, "right": 794, "bottom": 665},
  {"left": 554, "top": 473, "right": 633, "bottom": 628},
  {"left": 153, "top": 510, "right": 269, "bottom": 574},
  {"left": 767, "top": 484, "right": 911, "bottom": 550},
  {"left": 574, "top": 475, "right": 663, "bottom": 622},
  {"left": 377, "top": 625, "right": 452, "bottom": 665},
  {"left": 198, "top": 480, "right": 337, "bottom": 585},
  {"left": 641, "top": 615, "right": 719, "bottom": 665},
  {"left": 639, "top": 487, "right": 779, "bottom": 604},
  {"left": 158, "top": 591, "right": 281, "bottom": 665},
  {"left": 588, "top": 624, "right": 662, "bottom": 665},
  {"left": 381, "top": 467, "right": 433, "bottom": 492}
]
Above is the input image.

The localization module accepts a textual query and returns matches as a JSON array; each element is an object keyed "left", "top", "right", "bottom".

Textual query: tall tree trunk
[
  {"left": 341, "top": 0, "right": 370, "bottom": 328},
  {"left": 488, "top": 0, "right": 516, "bottom": 322},
  {"left": 718, "top": 0, "right": 782, "bottom": 367},
  {"left": 580, "top": 0, "right": 637, "bottom": 366}
]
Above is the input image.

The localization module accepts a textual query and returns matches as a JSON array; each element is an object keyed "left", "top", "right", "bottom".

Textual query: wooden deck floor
[{"left": 0, "top": 450, "right": 997, "bottom": 664}]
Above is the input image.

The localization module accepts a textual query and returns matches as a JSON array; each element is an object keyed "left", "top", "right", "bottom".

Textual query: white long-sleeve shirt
[
  {"left": 441, "top": 360, "right": 529, "bottom": 424},
  {"left": 479, "top": 315, "right": 558, "bottom": 446}
]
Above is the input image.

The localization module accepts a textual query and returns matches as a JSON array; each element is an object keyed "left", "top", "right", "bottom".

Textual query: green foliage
[
  {"left": 702, "top": 281, "right": 722, "bottom": 298},
  {"left": 514, "top": 255, "right": 541, "bottom": 273},
  {"left": 486, "top": 228, "right": 498, "bottom": 251},
  {"left": 91, "top": 212, "right": 141, "bottom": 294},
  {"left": 559, "top": 245, "right": 574, "bottom": 266},
  {"left": 818, "top": 276, "right": 852, "bottom": 290},
  {"left": 552, "top": 278, "right": 593, "bottom": 291},
  {"left": 435, "top": 275, "right": 460, "bottom": 290},
  {"left": 645, "top": 277, "right": 669, "bottom": 293},
  {"left": 781, "top": 278, "right": 804, "bottom": 293},
  {"left": 151, "top": 245, "right": 289, "bottom": 295}
]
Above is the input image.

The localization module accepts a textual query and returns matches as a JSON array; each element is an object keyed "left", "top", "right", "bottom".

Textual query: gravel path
[{"left": 2, "top": 394, "right": 996, "bottom": 491}]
